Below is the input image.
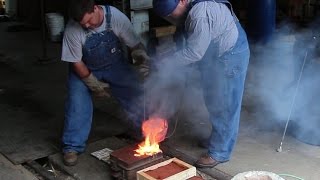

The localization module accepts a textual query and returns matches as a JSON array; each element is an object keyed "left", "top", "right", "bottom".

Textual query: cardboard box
[{"left": 137, "top": 158, "right": 196, "bottom": 180}]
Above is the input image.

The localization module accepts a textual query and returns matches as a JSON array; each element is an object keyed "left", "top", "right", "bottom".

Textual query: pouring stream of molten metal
[{"left": 134, "top": 117, "right": 168, "bottom": 156}]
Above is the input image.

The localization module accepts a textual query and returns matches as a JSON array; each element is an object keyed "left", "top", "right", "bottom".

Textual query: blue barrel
[{"left": 247, "top": 0, "right": 276, "bottom": 44}]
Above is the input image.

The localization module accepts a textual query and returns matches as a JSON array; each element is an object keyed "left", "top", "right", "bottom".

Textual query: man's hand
[
  {"left": 131, "top": 49, "right": 150, "bottom": 64},
  {"left": 131, "top": 49, "right": 151, "bottom": 78},
  {"left": 82, "top": 73, "right": 111, "bottom": 97},
  {"left": 137, "top": 63, "right": 150, "bottom": 77}
]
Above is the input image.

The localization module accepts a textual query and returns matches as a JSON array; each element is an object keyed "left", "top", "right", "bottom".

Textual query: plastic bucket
[
  {"left": 45, "top": 13, "right": 64, "bottom": 42},
  {"left": 232, "top": 171, "right": 285, "bottom": 180}
]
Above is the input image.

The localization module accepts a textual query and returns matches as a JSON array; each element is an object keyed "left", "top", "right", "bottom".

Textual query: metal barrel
[{"left": 247, "top": 0, "right": 276, "bottom": 44}]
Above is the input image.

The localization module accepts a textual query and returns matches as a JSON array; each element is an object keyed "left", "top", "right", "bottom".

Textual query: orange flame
[{"left": 134, "top": 117, "right": 168, "bottom": 156}]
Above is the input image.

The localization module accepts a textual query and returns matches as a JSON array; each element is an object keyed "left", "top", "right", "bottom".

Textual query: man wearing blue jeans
[
  {"left": 61, "top": 0, "right": 149, "bottom": 166},
  {"left": 152, "top": 0, "right": 250, "bottom": 167}
]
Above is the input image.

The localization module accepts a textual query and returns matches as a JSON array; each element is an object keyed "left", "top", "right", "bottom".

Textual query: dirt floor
[{"left": 0, "top": 20, "right": 319, "bottom": 180}]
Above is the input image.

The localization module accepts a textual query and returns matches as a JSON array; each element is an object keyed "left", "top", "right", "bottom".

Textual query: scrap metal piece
[{"left": 91, "top": 147, "right": 113, "bottom": 163}]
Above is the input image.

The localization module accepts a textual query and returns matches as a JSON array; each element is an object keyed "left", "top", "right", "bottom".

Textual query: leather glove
[
  {"left": 82, "top": 73, "right": 111, "bottom": 97},
  {"left": 137, "top": 62, "right": 150, "bottom": 78},
  {"left": 131, "top": 49, "right": 151, "bottom": 78}
]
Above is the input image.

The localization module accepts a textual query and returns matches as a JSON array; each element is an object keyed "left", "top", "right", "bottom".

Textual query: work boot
[
  {"left": 195, "top": 154, "right": 224, "bottom": 168},
  {"left": 63, "top": 151, "right": 78, "bottom": 166}
]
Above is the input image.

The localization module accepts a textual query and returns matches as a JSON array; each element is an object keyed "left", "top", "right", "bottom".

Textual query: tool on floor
[{"left": 276, "top": 51, "right": 308, "bottom": 152}]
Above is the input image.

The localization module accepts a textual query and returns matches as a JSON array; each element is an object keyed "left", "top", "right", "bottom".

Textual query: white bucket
[
  {"left": 232, "top": 171, "right": 285, "bottom": 180},
  {"left": 45, "top": 13, "right": 64, "bottom": 42}
]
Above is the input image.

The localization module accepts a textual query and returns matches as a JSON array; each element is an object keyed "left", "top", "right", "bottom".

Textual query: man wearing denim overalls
[
  {"left": 152, "top": 0, "right": 250, "bottom": 168},
  {"left": 61, "top": 0, "right": 149, "bottom": 166}
]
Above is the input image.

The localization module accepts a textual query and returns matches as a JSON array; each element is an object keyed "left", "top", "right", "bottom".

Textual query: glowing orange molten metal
[{"left": 134, "top": 117, "right": 168, "bottom": 156}]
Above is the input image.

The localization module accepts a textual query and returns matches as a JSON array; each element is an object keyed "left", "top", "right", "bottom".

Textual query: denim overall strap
[
  {"left": 82, "top": 5, "right": 124, "bottom": 70},
  {"left": 105, "top": 5, "right": 112, "bottom": 31},
  {"left": 191, "top": 0, "right": 238, "bottom": 22}
]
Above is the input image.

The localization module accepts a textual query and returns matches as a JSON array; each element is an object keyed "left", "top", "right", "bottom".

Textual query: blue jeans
[
  {"left": 62, "top": 61, "right": 143, "bottom": 153},
  {"left": 199, "top": 22, "right": 250, "bottom": 162}
]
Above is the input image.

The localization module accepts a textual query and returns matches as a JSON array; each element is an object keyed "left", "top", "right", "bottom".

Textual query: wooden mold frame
[{"left": 136, "top": 157, "right": 196, "bottom": 180}]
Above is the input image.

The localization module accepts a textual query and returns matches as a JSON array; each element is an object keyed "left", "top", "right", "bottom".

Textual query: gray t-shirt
[
  {"left": 170, "top": 1, "right": 238, "bottom": 65},
  {"left": 61, "top": 5, "right": 140, "bottom": 62}
]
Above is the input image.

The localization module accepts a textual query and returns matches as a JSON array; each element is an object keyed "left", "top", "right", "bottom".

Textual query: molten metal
[{"left": 134, "top": 117, "right": 168, "bottom": 156}]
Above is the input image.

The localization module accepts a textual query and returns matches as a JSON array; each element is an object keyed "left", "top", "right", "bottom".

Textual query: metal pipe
[{"left": 277, "top": 50, "right": 308, "bottom": 152}]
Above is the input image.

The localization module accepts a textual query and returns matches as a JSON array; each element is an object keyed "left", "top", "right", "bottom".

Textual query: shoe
[
  {"left": 63, "top": 151, "right": 78, "bottom": 166},
  {"left": 195, "top": 154, "right": 222, "bottom": 168}
]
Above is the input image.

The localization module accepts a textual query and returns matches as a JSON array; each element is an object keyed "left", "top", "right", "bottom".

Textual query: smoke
[
  {"left": 245, "top": 19, "right": 320, "bottom": 144},
  {"left": 143, "top": 57, "right": 210, "bottom": 138},
  {"left": 144, "top": 60, "right": 193, "bottom": 119}
]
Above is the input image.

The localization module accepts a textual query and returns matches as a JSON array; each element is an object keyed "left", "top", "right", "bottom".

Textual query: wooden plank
[
  {"left": 0, "top": 153, "right": 38, "bottom": 180},
  {"left": 150, "top": 26, "right": 176, "bottom": 38},
  {"left": 0, "top": 103, "right": 59, "bottom": 165},
  {"left": 137, "top": 157, "right": 196, "bottom": 180}
]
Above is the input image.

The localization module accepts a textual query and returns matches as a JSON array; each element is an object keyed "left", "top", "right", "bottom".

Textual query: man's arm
[
  {"left": 71, "top": 61, "right": 90, "bottom": 78},
  {"left": 110, "top": 7, "right": 141, "bottom": 48},
  {"left": 109, "top": 7, "right": 150, "bottom": 77},
  {"left": 170, "top": 17, "right": 211, "bottom": 66},
  {"left": 70, "top": 61, "right": 110, "bottom": 97},
  {"left": 61, "top": 21, "right": 109, "bottom": 97}
]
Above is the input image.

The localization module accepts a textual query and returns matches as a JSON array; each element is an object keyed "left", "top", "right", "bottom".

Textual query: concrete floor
[
  {"left": 165, "top": 106, "right": 320, "bottom": 179},
  {"left": 0, "top": 21, "right": 319, "bottom": 180}
]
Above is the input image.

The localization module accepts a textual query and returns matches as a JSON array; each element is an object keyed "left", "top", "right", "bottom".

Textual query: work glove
[
  {"left": 131, "top": 49, "right": 151, "bottom": 78},
  {"left": 82, "top": 73, "right": 111, "bottom": 98}
]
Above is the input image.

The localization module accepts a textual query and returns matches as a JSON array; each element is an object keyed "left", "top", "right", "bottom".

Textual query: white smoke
[{"left": 244, "top": 18, "right": 320, "bottom": 145}]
